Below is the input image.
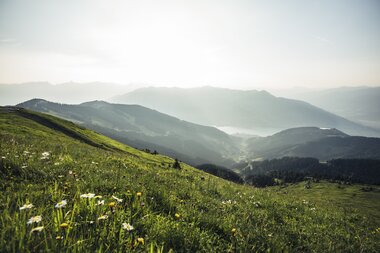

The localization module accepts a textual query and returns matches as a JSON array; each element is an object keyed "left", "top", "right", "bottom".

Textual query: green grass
[
  {"left": 269, "top": 181, "right": 380, "bottom": 226},
  {"left": 0, "top": 107, "right": 379, "bottom": 252}
]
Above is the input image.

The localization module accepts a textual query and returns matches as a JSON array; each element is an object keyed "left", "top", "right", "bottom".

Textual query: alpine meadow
[{"left": 1, "top": 1, "right": 380, "bottom": 252}]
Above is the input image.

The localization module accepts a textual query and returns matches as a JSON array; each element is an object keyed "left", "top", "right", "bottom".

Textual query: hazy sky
[{"left": 0, "top": 0, "right": 379, "bottom": 89}]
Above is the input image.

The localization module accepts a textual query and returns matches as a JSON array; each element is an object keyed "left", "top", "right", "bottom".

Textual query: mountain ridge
[{"left": 111, "top": 86, "right": 380, "bottom": 137}]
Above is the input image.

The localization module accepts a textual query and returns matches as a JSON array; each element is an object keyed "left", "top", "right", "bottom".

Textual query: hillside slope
[
  {"left": 0, "top": 107, "right": 379, "bottom": 252},
  {"left": 18, "top": 99, "right": 239, "bottom": 167},
  {"left": 111, "top": 86, "right": 380, "bottom": 137}
]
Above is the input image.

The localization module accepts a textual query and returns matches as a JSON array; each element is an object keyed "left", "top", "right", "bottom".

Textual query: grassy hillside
[{"left": 0, "top": 107, "right": 379, "bottom": 252}]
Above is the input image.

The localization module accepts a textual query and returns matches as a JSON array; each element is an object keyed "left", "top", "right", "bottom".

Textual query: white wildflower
[
  {"left": 55, "top": 200, "right": 67, "bottom": 208},
  {"left": 19, "top": 203, "right": 34, "bottom": 210},
  {"left": 27, "top": 215, "right": 42, "bottom": 224},
  {"left": 80, "top": 193, "right": 95, "bottom": 199},
  {"left": 112, "top": 195, "right": 123, "bottom": 203},
  {"left": 122, "top": 223, "right": 134, "bottom": 231},
  {"left": 40, "top": 151, "right": 50, "bottom": 160}
]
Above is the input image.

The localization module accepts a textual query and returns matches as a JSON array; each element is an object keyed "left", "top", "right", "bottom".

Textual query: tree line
[{"left": 240, "top": 157, "right": 380, "bottom": 187}]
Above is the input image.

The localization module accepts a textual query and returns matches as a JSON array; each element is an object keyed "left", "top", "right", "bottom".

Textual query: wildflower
[
  {"left": 56, "top": 236, "right": 63, "bottom": 240},
  {"left": 136, "top": 192, "right": 142, "bottom": 198},
  {"left": 21, "top": 165, "right": 28, "bottom": 169},
  {"left": 41, "top": 152, "right": 50, "bottom": 160},
  {"left": 58, "top": 175, "right": 64, "bottom": 178},
  {"left": 98, "top": 215, "right": 108, "bottom": 220},
  {"left": 94, "top": 195, "right": 102, "bottom": 199},
  {"left": 108, "top": 202, "right": 116, "bottom": 208},
  {"left": 19, "top": 203, "right": 34, "bottom": 210},
  {"left": 140, "top": 202, "right": 145, "bottom": 207},
  {"left": 54, "top": 162, "right": 61, "bottom": 166},
  {"left": 69, "top": 170, "right": 73, "bottom": 175},
  {"left": 31, "top": 226, "right": 44, "bottom": 233},
  {"left": 175, "top": 213, "right": 181, "bottom": 219},
  {"left": 1, "top": 156, "right": 6, "bottom": 159},
  {"left": 122, "top": 223, "right": 134, "bottom": 231},
  {"left": 253, "top": 201, "right": 262, "bottom": 208},
  {"left": 137, "top": 237, "right": 145, "bottom": 245},
  {"left": 310, "top": 207, "right": 316, "bottom": 211},
  {"left": 80, "top": 193, "right": 95, "bottom": 199},
  {"left": 60, "top": 223, "right": 69, "bottom": 229},
  {"left": 97, "top": 200, "right": 105, "bottom": 206},
  {"left": 27, "top": 215, "right": 42, "bottom": 224},
  {"left": 231, "top": 228, "right": 237, "bottom": 235},
  {"left": 55, "top": 200, "right": 67, "bottom": 208},
  {"left": 112, "top": 195, "right": 123, "bottom": 203}
]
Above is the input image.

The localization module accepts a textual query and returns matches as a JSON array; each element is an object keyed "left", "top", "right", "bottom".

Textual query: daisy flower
[
  {"left": 122, "top": 223, "right": 134, "bottom": 231},
  {"left": 27, "top": 215, "right": 42, "bottom": 224},
  {"left": 19, "top": 203, "right": 34, "bottom": 210},
  {"left": 80, "top": 193, "right": 95, "bottom": 199},
  {"left": 55, "top": 200, "right": 67, "bottom": 208}
]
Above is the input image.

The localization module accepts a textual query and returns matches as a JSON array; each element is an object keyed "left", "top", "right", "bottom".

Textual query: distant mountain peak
[{"left": 273, "top": 126, "right": 348, "bottom": 138}]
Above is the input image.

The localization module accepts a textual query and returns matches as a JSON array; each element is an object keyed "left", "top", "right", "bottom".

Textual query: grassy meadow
[{"left": 0, "top": 107, "right": 379, "bottom": 252}]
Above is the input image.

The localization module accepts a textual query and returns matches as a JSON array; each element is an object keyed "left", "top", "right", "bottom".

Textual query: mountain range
[
  {"left": 18, "top": 99, "right": 239, "bottom": 167},
  {"left": 111, "top": 86, "right": 380, "bottom": 137},
  {"left": 273, "top": 86, "right": 380, "bottom": 129}
]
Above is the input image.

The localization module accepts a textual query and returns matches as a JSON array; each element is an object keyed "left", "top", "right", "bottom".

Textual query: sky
[{"left": 0, "top": 0, "right": 380, "bottom": 89}]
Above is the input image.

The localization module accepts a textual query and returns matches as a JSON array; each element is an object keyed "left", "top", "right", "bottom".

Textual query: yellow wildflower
[
  {"left": 137, "top": 237, "right": 145, "bottom": 245},
  {"left": 60, "top": 223, "right": 69, "bottom": 229}
]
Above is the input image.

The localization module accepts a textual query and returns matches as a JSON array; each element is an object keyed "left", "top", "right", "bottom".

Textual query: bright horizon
[{"left": 1, "top": 0, "right": 380, "bottom": 90}]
